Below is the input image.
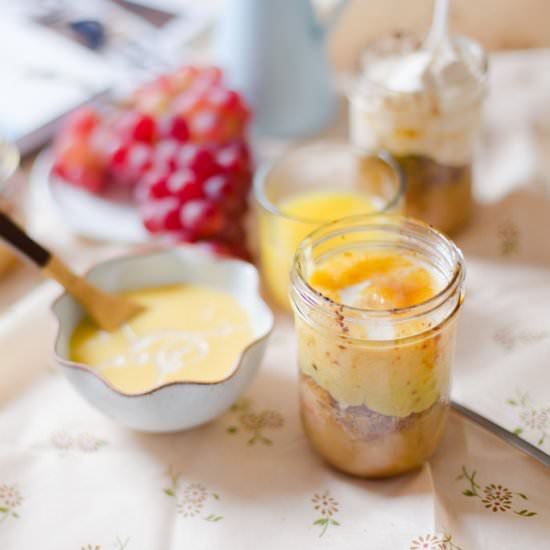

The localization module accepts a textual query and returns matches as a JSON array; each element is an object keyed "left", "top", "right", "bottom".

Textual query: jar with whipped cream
[
  {"left": 350, "top": 34, "right": 488, "bottom": 234},
  {"left": 290, "top": 216, "right": 465, "bottom": 478}
]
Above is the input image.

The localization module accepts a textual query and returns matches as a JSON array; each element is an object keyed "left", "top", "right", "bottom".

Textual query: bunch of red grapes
[{"left": 53, "top": 66, "right": 252, "bottom": 259}]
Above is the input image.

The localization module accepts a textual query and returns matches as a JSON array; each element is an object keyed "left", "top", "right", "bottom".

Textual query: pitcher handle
[{"left": 318, "top": 0, "right": 350, "bottom": 36}]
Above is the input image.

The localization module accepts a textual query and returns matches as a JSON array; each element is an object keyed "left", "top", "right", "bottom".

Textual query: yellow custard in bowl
[{"left": 70, "top": 284, "right": 255, "bottom": 394}]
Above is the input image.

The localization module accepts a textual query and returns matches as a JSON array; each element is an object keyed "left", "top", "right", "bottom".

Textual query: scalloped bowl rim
[{"left": 51, "top": 247, "right": 274, "bottom": 398}]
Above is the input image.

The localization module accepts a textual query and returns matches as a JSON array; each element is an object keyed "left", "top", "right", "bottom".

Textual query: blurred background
[
  {"left": 328, "top": 0, "right": 550, "bottom": 69},
  {"left": 1, "top": 0, "right": 549, "bottom": 308}
]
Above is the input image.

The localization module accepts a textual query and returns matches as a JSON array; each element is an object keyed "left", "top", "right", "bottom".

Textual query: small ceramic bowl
[{"left": 52, "top": 247, "right": 274, "bottom": 432}]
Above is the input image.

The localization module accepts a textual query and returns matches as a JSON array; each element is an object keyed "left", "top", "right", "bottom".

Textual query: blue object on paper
[{"left": 69, "top": 20, "right": 106, "bottom": 50}]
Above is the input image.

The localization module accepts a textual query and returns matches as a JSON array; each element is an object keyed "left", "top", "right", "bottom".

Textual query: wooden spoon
[{"left": 0, "top": 212, "right": 145, "bottom": 331}]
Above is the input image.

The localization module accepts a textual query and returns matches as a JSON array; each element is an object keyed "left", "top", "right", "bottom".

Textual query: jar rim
[
  {"left": 253, "top": 141, "right": 406, "bottom": 225},
  {"left": 290, "top": 215, "right": 466, "bottom": 328}
]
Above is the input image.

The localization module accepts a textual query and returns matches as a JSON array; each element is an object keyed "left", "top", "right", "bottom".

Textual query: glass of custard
[
  {"left": 254, "top": 141, "right": 404, "bottom": 310},
  {"left": 290, "top": 216, "right": 465, "bottom": 478}
]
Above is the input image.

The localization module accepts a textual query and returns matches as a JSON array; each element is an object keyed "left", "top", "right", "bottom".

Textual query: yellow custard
[
  {"left": 260, "top": 190, "right": 378, "bottom": 309},
  {"left": 309, "top": 250, "right": 439, "bottom": 310},
  {"left": 70, "top": 285, "right": 255, "bottom": 394},
  {"left": 299, "top": 250, "right": 449, "bottom": 417},
  {"left": 280, "top": 190, "right": 377, "bottom": 220}
]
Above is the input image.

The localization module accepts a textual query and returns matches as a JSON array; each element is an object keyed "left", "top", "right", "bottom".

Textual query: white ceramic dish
[
  {"left": 32, "top": 149, "right": 150, "bottom": 244},
  {"left": 52, "top": 247, "right": 274, "bottom": 432}
]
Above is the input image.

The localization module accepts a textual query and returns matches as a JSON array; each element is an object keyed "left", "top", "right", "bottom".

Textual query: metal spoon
[{"left": 451, "top": 401, "right": 550, "bottom": 468}]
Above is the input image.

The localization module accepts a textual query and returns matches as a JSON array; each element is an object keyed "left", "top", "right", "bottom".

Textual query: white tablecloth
[{"left": 1, "top": 49, "right": 550, "bottom": 549}]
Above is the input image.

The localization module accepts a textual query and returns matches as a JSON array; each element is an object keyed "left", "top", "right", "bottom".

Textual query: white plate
[{"left": 31, "top": 149, "right": 151, "bottom": 244}]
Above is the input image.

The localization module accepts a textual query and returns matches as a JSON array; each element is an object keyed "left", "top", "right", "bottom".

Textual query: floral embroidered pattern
[
  {"left": 311, "top": 490, "right": 340, "bottom": 537},
  {"left": 226, "top": 398, "right": 284, "bottom": 446},
  {"left": 481, "top": 484, "right": 513, "bottom": 512},
  {"left": 409, "top": 533, "right": 462, "bottom": 550},
  {"left": 494, "top": 327, "right": 550, "bottom": 352},
  {"left": 51, "top": 430, "right": 108, "bottom": 454},
  {"left": 497, "top": 220, "right": 520, "bottom": 256},
  {"left": 81, "top": 536, "right": 130, "bottom": 550},
  {"left": 457, "top": 466, "right": 537, "bottom": 517},
  {"left": 507, "top": 390, "right": 550, "bottom": 446},
  {"left": 164, "top": 466, "right": 223, "bottom": 522},
  {"left": 0, "top": 484, "right": 22, "bottom": 524}
]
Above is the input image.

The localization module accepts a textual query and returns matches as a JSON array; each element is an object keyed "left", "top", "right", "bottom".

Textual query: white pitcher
[{"left": 212, "top": 0, "right": 348, "bottom": 137}]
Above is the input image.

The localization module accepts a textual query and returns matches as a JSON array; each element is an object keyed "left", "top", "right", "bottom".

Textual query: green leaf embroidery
[
  {"left": 11, "top": 512, "right": 19, "bottom": 518},
  {"left": 211, "top": 493, "right": 220, "bottom": 500},
  {"left": 313, "top": 518, "right": 327, "bottom": 526},
  {"left": 513, "top": 427, "right": 523, "bottom": 435},
  {"left": 459, "top": 467, "right": 480, "bottom": 496},
  {"left": 0, "top": 507, "right": 9, "bottom": 513},
  {"left": 330, "top": 519, "right": 340, "bottom": 526},
  {"left": 164, "top": 488, "right": 175, "bottom": 497},
  {"left": 205, "top": 514, "right": 223, "bottom": 522},
  {"left": 515, "top": 509, "right": 537, "bottom": 517},
  {"left": 507, "top": 399, "right": 518, "bottom": 406},
  {"left": 226, "top": 426, "right": 238, "bottom": 434},
  {"left": 517, "top": 493, "right": 528, "bottom": 500}
]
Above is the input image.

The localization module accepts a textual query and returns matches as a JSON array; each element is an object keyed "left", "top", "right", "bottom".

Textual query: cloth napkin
[{"left": 1, "top": 49, "right": 550, "bottom": 549}]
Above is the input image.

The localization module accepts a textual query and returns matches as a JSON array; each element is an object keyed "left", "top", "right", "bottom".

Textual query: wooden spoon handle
[
  {"left": 0, "top": 211, "right": 88, "bottom": 296},
  {"left": 0, "top": 212, "right": 144, "bottom": 331},
  {"left": 0, "top": 211, "right": 51, "bottom": 266}
]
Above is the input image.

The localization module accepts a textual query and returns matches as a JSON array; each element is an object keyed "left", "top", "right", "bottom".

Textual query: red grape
[
  {"left": 180, "top": 199, "right": 224, "bottom": 237},
  {"left": 65, "top": 107, "right": 101, "bottom": 137},
  {"left": 166, "top": 170, "right": 204, "bottom": 201},
  {"left": 158, "top": 115, "right": 190, "bottom": 142},
  {"left": 141, "top": 196, "right": 180, "bottom": 232}
]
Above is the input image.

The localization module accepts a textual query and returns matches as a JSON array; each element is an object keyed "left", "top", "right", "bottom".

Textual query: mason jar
[
  {"left": 349, "top": 34, "right": 488, "bottom": 234},
  {"left": 290, "top": 216, "right": 465, "bottom": 477}
]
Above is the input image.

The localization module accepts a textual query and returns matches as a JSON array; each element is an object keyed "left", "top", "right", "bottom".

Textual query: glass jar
[
  {"left": 349, "top": 34, "right": 488, "bottom": 235},
  {"left": 290, "top": 216, "right": 465, "bottom": 478},
  {"left": 0, "top": 140, "right": 22, "bottom": 277},
  {"left": 254, "top": 141, "right": 404, "bottom": 310}
]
